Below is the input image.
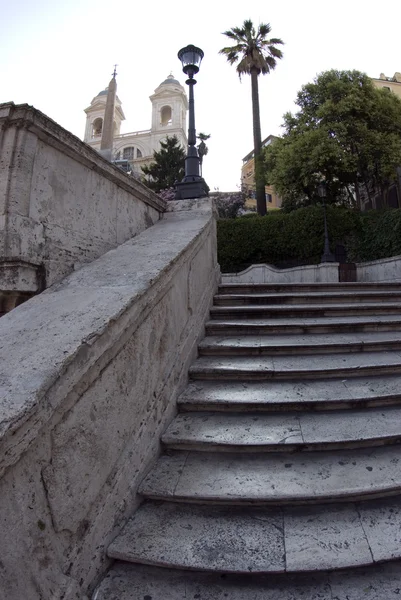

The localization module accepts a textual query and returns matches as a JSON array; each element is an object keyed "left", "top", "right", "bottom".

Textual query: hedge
[{"left": 217, "top": 206, "right": 401, "bottom": 273}]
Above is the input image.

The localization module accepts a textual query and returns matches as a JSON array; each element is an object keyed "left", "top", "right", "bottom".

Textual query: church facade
[{"left": 83, "top": 74, "right": 188, "bottom": 176}]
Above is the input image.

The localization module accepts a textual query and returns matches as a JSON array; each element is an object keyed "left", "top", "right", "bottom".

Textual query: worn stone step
[
  {"left": 178, "top": 376, "right": 401, "bottom": 412},
  {"left": 210, "top": 302, "right": 401, "bottom": 319},
  {"left": 214, "top": 290, "right": 401, "bottom": 306},
  {"left": 94, "top": 560, "right": 401, "bottom": 600},
  {"left": 139, "top": 447, "right": 401, "bottom": 505},
  {"left": 189, "top": 351, "right": 401, "bottom": 381},
  {"left": 107, "top": 497, "right": 401, "bottom": 573},
  {"left": 199, "top": 332, "right": 401, "bottom": 356},
  {"left": 218, "top": 282, "right": 401, "bottom": 295},
  {"left": 162, "top": 407, "right": 401, "bottom": 452},
  {"left": 206, "top": 314, "right": 401, "bottom": 336}
]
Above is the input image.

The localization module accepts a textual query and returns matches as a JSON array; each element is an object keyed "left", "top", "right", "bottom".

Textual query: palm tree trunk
[{"left": 251, "top": 67, "right": 266, "bottom": 216}]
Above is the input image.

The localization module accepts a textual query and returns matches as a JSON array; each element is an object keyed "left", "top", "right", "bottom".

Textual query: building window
[
  {"left": 122, "top": 147, "right": 143, "bottom": 160},
  {"left": 266, "top": 193, "right": 273, "bottom": 203},
  {"left": 160, "top": 105, "right": 172, "bottom": 126},
  {"left": 115, "top": 151, "right": 121, "bottom": 160},
  {"left": 92, "top": 117, "right": 103, "bottom": 137},
  {"left": 123, "top": 147, "right": 135, "bottom": 160}
]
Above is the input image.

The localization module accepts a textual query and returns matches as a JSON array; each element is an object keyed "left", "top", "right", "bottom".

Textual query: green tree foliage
[
  {"left": 141, "top": 135, "right": 185, "bottom": 192},
  {"left": 265, "top": 70, "right": 401, "bottom": 211},
  {"left": 220, "top": 19, "right": 284, "bottom": 216}
]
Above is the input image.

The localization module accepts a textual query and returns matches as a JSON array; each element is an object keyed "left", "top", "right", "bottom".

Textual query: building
[
  {"left": 372, "top": 71, "right": 401, "bottom": 99},
  {"left": 83, "top": 73, "right": 188, "bottom": 177},
  {"left": 241, "top": 135, "right": 282, "bottom": 210}
]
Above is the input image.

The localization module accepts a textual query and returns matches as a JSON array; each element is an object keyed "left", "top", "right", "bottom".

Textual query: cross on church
[{"left": 112, "top": 64, "right": 118, "bottom": 79}]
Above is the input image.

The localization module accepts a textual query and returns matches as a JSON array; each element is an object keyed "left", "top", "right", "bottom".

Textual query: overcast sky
[{"left": 1, "top": 0, "right": 400, "bottom": 191}]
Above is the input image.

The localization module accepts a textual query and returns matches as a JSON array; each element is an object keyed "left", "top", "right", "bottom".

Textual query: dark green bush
[
  {"left": 217, "top": 205, "right": 400, "bottom": 272},
  {"left": 348, "top": 209, "right": 401, "bottom": 262}
]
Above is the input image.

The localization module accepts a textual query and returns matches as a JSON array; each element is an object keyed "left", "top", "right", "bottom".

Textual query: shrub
[
  {"left": 348, "top": 209, "right": 401, "bottom": 262},
  {"left": 211, "top": 192, "right": 245, "bottom": 219},
  {"left": 158, "top": 187, "right": 176, "bottom": 201},
  {"left": 217, "top": 205, "right": 361, "bottom": 272}
]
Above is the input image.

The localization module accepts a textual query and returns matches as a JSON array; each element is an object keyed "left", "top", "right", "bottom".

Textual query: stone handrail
[
  {"left": 0, "top": 102, "right": 166, "bottom": 297},
  {"left": 0, "top": 198, "right": 219, "bottom": 599}
]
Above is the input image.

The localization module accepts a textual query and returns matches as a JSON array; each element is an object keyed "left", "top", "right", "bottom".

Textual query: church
[{"left": 83, "top": 73, "right": 188, "bottom": 176}]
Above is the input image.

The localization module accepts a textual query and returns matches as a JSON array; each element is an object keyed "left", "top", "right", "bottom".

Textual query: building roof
[
  {"left": 242, "top": 135, "right": 279, "bottom": 163},
  {"left": 160, "top": 73, "right": 181, "bottom": 86}
]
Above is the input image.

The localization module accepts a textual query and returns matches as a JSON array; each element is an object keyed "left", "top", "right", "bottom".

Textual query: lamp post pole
[
  {"left": 318, "top": 182, "right": 336, "bottom": 263},
  {"left": 175, "top": 45, "right": 209, "bottom": 200}
]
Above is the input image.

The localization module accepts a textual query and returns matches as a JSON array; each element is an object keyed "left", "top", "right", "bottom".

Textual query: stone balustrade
[
  {"left": 0, "top": 102, "right": 166, "bottom": 313},
  {"left": 0, "top": 198, "right": 218, "bottom": 600}
]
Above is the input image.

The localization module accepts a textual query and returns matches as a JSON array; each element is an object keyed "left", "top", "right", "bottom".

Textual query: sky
[{"left": 1, "top": 0, "right": 400, "bottom": 191}]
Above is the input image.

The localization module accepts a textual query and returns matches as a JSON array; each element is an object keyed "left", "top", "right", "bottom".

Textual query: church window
[
  {"left": 160, "top": 105, "right": 172, "bottom": 126},
  {"left": 92, "top": 118, "right": 103, "bottom": 136},
  {"left": 123, "top": 147, "right": 135, "bottom": 160},
  {"left": 115, "top": 152, "right": 121, "bottom": 160},
  {"left": 136, "top": 149, "right": 142, "bottom": 158}
]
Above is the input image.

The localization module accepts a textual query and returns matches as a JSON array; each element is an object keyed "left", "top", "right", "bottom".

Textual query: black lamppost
[
  {"left": 175, "top": 45, "right": 209, "bottom": 199},
  {"left": 317, "top": 182, "right": 335, "bottom": 263}
]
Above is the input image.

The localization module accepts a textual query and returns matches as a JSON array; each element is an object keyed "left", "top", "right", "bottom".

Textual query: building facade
[
  {"left": 372, "top": 71, "right": 401, "bottom": 99},
  {"left": 83, "top": 74, "right": 188, "bottom": 176},
  {"left": 241, "top": 135, "right": 282, "bottom": 210}
]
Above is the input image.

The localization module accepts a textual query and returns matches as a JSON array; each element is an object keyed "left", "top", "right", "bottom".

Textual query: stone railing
[
  {"left": 0, "top": 102, "right": 166, "bottom": 308},
  {"left": 356, "top": 254, "right": 401, "bottom": 282},
  {"left": 222, "top": 262, "right": 340, "bottom": 284},
  {"left": 0, "top": 198, "right": 219, "bottom": 600}
]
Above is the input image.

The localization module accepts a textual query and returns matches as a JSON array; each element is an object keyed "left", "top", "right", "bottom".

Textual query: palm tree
[
  {"left": 196, "top": 133, "right": 211, "bottom": 176},
  {"left": 220, "top": 19, "right": 283, "bottom": 215}
]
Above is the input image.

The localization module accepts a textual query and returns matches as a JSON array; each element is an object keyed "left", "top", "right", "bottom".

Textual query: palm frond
[{"left": 220, "top": 18, "right": 284, "bottom": 77}]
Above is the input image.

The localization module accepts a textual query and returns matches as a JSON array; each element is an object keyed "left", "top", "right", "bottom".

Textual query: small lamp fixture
[
  {"left": 317, "top": 181, "right": 327, "bottom": 199},
  {"left": 178, "top": 45, "right": 204, "bottom": 78},
  {"left": 175, "top": 45, "right": 209, "bottom": 200}
]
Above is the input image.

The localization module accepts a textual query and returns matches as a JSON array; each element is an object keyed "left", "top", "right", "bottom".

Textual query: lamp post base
[
  {"left": 175, "top": 177, "right": 209, "bottom": 199},
  {"left": 321, "top": 252, "right": 336, "bottom": 263}
]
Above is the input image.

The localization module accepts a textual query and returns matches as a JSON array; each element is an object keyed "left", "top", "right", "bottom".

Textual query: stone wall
[
  {"left": 0, "top": 102, "right": 166, "bottom": 307},
  {"left": 221, "top": 262, "right": 340, "bottom": 284},
  {"left": 0, "top": 198, "right": 219, "bottom": 600},
  {"left": 356, "top": 254, "right": 401, "bottom": 282}
]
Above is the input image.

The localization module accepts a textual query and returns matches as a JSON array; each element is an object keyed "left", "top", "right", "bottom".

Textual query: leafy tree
[
  {"left": 220, "top": 19, "right": 284, "bottom": 216},
  {"left": 265, "top": 70, "right": 401, "bottom": 211},
  {"left": 141, "top": 135, "right": 185, "bottom": 192},
  {"left": 196, "top": 133, "right": 211, "bottom": 176}
]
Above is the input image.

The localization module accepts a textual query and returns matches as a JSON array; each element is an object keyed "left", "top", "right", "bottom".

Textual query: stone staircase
[{"left": 95, "top": 282, "right": 401, "bottom": 599}]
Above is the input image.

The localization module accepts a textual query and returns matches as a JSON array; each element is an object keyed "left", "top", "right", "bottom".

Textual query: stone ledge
[
  {"left": 0, "top": 102, "right": 166, "bottom": 214},
  {"left": 222, "top": 262, "right": 340, "bottom": 284},
  {"left": 0, "top": 199, "right": 214, "bottom": 473}
]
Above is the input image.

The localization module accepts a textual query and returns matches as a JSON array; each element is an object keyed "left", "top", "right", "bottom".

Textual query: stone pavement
[{"left": 94, "top": 282, "right": 401, "bottom": 599}]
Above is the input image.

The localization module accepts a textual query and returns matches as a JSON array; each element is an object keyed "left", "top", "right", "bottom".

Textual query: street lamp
[
  {"left": 317, "top": 182, "right": 336, "bottom": 263},
  {"left": 175, "top": 45, "right": 209, "bottom": 199}
]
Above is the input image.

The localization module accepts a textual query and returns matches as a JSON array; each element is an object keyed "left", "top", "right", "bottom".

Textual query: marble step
[
  {"left": 107, "top": 497, "right": 401, "bottom": 573},
  {"left": 209, "top": 302, "right": 401, "bottom": 319},
  {"left": 198, "top": 332, "right": 401, "bottom": 356},
  {"left": 139, "top": 446, "right": 401, "bottom": 505},
  {"left": 189, "top": 351, "right": 401, "bottom": 381},
  {"left": 218, "top": 282, "right": 401, "bottom": 295},
  {"left": 214, "top": 290, "right": 401, "bottom": 306},
  {"left": 94, "top": 560, "right": 401, "bottom": 600},
  {"left": 162, "top": 407, "right": 401, "bottom": 452},
  {"left": 206, "top": 314, "right": 401, "bottom": 335},
  {"left": 178, "top": 376, "right": 401, "bottom": 412}
]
